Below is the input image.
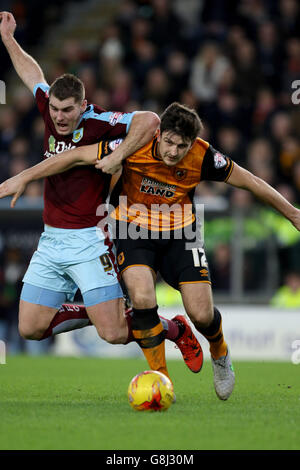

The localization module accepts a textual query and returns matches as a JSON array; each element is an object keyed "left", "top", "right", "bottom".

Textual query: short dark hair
[
  {"left": 49, "top": 73, "right": 85, "bottom": 103},
  {"left": 160, "top": 102, "right": 203, "bottom": 142}
]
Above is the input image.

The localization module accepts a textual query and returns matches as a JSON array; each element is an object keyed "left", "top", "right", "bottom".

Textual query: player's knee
[
  {"left": 129, "top": 289, "right": 155, "bottom": 309},
  {"left": 188, "top": 304, "right": 214, "bottom": 329},
  {"left": 97, "top": 328, "right": 124, "bottom": 345},
  {"left": 18, "top": 322, "right": 44, "bottom": 340}
]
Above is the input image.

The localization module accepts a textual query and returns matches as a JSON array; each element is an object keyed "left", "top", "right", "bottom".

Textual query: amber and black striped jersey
[{"left": 97, "top": 134, "right": 234, "bottom": 231}]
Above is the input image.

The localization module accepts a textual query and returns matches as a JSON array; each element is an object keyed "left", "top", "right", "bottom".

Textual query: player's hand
[
  {"left": 0, "top": 174, "right": 27, "bottom": 208},
  {"left": 0, "top": 11, "right": 17, "bottom": 41},
  {"left": 95, "top": 155, "right": 122, "bottom": 175}
]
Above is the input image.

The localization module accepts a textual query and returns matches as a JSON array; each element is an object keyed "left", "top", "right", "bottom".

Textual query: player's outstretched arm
[
  {"left": 0, "top": 11, "right": 47, "bottom": 92},
  {"left": 0, "top": 144, "right": 99, "bottom": 207},
  {"left": 226, "top": 163, "right": 300, "bottom": 230},
  {"left": 95, "top": 111, "right": 160, "bottom": 174}
]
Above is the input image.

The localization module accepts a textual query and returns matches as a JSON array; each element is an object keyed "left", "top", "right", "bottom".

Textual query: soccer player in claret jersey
[
  {"left": 2, "top": 103, "right": 300, "bottom": 400},
  {"left": 0, "top": 11, "right": 203, "bottom": 377}
]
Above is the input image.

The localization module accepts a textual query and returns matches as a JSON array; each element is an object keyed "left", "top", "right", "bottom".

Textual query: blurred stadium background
[{"left": 0, "top": 0, "right": 300, "bottom": 361}]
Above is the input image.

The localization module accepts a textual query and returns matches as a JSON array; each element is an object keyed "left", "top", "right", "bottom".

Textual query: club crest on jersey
[
  {"left": 173, "top": 168, "right": 187, "bottom": 181},
  {"left": 72, "top": 128, "right": 84, "bottom": 143},
  {"left": 214, "top": 152, "right": 227, "bottom": 169}
]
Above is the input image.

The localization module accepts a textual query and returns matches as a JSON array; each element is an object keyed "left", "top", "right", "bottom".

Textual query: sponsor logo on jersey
[
  {"left": 109, "top": 112, "right": 123, "bottom": 126},
  {"left": 199, "top": 268, "right": 208, "bottom": 277},
  {"left": 49, "top": 135, "right": 56, "bottom": 153},
  {"left": 45, "top": 139, "right": 76, "bottom": 158},
  {"left": 213, "top": 152, "right": 227, "bottom": 169},
  {"left": 140, "top": 177, "right": 176, "bottom": 198},
  {"left": 72, "top": 127, "right": 84, "bottom": 143}
]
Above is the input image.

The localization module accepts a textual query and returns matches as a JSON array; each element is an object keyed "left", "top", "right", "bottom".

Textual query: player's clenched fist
[
  {"left": 0, "top": 11, "right": 17, "bottom": 41},
  {"left": 95, "top": 157, "right": 122, "bottom": 175}
]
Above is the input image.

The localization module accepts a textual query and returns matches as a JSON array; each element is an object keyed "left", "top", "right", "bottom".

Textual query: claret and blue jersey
[
  {"left": 21, "top": 83, "right": 131, "bottom": 302},
  {"left": 33, "top": 83, "right": 136, "bottom": 229}
]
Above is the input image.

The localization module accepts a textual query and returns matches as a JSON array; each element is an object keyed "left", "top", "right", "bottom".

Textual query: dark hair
[
  {"left": 160, "top": 102, "right": 203, "bottom": 142},
  {"left": 49, "top": 73, "right": 85, "bottom": 103}
]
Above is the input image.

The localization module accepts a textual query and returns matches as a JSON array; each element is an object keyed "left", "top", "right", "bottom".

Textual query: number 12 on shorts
[{"left": 191, "top": 247, "right": 208, "bottom": 268}]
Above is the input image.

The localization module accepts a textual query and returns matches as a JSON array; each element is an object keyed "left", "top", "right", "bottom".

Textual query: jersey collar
[{"left": 151, "top": 134, "right": 162, "bottom": 161}]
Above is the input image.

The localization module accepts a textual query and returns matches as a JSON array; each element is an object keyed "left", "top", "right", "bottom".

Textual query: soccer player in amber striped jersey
[{"left": 102, "top": 102, "right": 300, "bottom": 399}]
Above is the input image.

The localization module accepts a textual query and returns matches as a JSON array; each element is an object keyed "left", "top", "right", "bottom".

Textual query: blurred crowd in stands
[{"left": 0, "top": 0, "right": 300, "bottom": 344}]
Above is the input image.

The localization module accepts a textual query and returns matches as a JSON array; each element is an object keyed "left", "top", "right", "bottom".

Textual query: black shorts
[{"left": 114, "top": 221, "right": 211, "bottom": 290}]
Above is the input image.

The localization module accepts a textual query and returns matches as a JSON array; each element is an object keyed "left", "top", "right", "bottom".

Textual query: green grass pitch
[{"left": 0, "top": 355, "right": 299, "bottom": 450}]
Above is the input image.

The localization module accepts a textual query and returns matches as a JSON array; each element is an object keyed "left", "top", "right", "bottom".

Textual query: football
[{"left": 128, "top": 370, "right": 174, "bottom": 412}]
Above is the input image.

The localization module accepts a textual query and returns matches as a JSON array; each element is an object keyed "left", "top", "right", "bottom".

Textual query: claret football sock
[
  {"left": 196, "top": 307, "right": 228, "bottom": 360},
  {"left": 123, "top": 307, "right": 134, "bottom": 344},
  {"left": 159, "top": 316, "right": 181, "bottom": 341},
  {"left": 40, "top": 304, "right": 91, "bottom": 340},
  {"left": 131, "top": 306, "right": 171, "bottom": 380}
]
